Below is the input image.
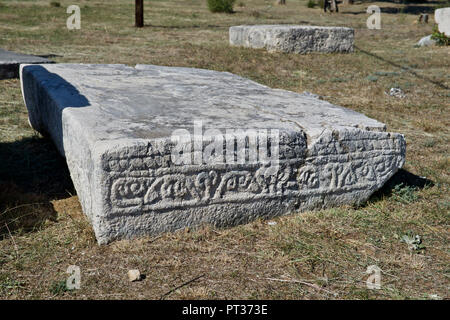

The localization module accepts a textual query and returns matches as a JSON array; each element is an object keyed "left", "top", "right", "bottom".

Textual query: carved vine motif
[
  {"left": 110, "top": 162, "right": 302, "bottom": 209},
  {"left": 111, "top": 177, "right": 154, "bottom": 207},
  {"left": 298, "top": 165, "right": 319, "bottom": 189},
  {"left": 109, "top": 149, "right": 403, "bottom": 211},
  {"left": 144, "top": 170, "right": 219, "bottom": 205},
  {"left": 297, "top": 153, "right": 399, "bottom": 192}
]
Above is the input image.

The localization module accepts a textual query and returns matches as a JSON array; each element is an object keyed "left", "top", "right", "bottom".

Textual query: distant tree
[{"left": 207, "top": 0, "right": 236, "bottom": 13}]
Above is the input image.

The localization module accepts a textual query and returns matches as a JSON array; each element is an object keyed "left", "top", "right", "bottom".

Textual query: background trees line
[{"left": 134, "top": 0, "right": 448, "bottom": 22}]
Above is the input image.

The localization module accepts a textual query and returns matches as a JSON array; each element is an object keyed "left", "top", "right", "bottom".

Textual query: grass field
[{"left": 0, "top": 0, "right": 449, "bottom": 299}]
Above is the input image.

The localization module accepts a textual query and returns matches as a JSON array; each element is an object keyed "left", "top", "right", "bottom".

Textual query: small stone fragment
[
  {"left": 386, "top": 87, "right": 406, "bottom": 98},
  {"left": 415, "top": 35, "right": 436, "bottom": 47},
  {"left": 128, "top": 270, "right": 141, "bottom": 282}
]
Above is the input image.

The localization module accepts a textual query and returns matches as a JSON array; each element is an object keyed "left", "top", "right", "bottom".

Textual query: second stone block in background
[{"left": 229, "top": 25, "right": 354, "bottom": 54}]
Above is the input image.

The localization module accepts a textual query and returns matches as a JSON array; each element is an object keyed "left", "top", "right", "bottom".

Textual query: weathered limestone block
[
  {"left": 435, "top": 8, "right": 450, "bottom": 37},
  {"left": 20, "top": 64, "right": 405, "bottom": 244},
  {"left": 0, "top": 49, "right": 52, "bottom": 80},
  {"left": 415, "top": 35, "right": 436, "bottom": 47},
  {"left": 229, "top": 25, "right": 354, "bottom": 54}
]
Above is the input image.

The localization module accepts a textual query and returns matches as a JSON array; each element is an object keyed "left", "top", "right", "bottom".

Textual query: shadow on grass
[
  {"left": 143, "top": 24, "right": 229, "bottom": 29},
  {"left": 369, "top": 168, "right": 433, "bottom": 202},
  {"left": 0, "top": 136, "right": 75, "bottom": 238},
  {"left": 343, "top": 5, "right": 438, "bottom": 14},
  {"left": 379, "top": 5, "right": 437, "bottom": 14},
  {"left": 354, "top": 45, "right": 450, "bottom": 90}
]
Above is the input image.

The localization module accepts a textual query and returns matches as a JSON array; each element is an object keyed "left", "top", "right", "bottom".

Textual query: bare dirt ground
[{"left": 0, "top": 0, "right": 448, "bottom": 299}]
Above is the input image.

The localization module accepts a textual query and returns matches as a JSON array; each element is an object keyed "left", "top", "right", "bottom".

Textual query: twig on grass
[
  {"left": 1, "top": 203, "right": 45, "bottom": 216},
  {"left": 147, "top": 235, "right": 163, "bottom": 243},
  {"left": 159, "top": 274, "right": 205, "bottom": 300},
  {"left": 4, "top": 223, "right": 19, "bottom": 258},
  {"left": 265, "top": 277, "right": 338, "bottom": 297}
]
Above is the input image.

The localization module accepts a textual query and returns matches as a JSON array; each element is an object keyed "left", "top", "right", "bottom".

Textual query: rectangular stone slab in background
[
  {"left": 0, "top": 49, "right": 52, "bottom": 80},
  {"left": 435, "top": 8, "right": 450, "bottom": 37},
  {"left": 229, "top": 25, "right": 354, "bottom": 54},
  {"left": 20, "top": 64, "right": 405, "bottom": 244}
]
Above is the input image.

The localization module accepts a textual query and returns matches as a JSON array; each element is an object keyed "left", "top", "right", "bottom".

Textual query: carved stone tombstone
[
  {"left": 20, "top": 64, "right": 406, "bottom": 244},
  {"left": 230, "top": 25, "right": 354, "bottom": 54}
]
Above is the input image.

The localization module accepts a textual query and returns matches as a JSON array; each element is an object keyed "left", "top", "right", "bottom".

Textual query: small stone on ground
[
  {"left": 128, "top": 270, "right": 141, "bottom": 282},
  {"left": 415, "top": 35, "right": 436, "bottom": 47}
]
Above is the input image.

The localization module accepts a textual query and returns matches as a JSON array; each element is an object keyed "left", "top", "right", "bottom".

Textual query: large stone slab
[
  {"left": 0, "top": 49, "right": 52, "bottom": 80},
  {"left": 229, "top": 25, "right": 354, "bottom": 54},
  {"left": 435, "top": 8, "right": 450, "bottom": 37},
  {"left": 20, "top": 64, "right": 405, "bottom": 244}
]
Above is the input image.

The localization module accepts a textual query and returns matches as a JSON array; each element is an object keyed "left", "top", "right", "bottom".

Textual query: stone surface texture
[
  {"left": 21, "top": 64, "right": 405, "bottom": 244},
  {"left": 0, "top": 49, "right": 52, "bottom": 79},
  {"left": 435, "top": 8, "right": 450, "bottom": 36},
  {"left": 229, "top": 25, "right": 354, "bottom": 54}
]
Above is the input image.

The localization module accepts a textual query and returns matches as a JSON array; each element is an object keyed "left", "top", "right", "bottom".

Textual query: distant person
[{"left": 324, "top": 0, "right": 340, "bottom": 12}]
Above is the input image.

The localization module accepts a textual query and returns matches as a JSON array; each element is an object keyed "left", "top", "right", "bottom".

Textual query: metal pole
[{"left": 135, "top": 0, "right": 144, "bottom": 28}]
